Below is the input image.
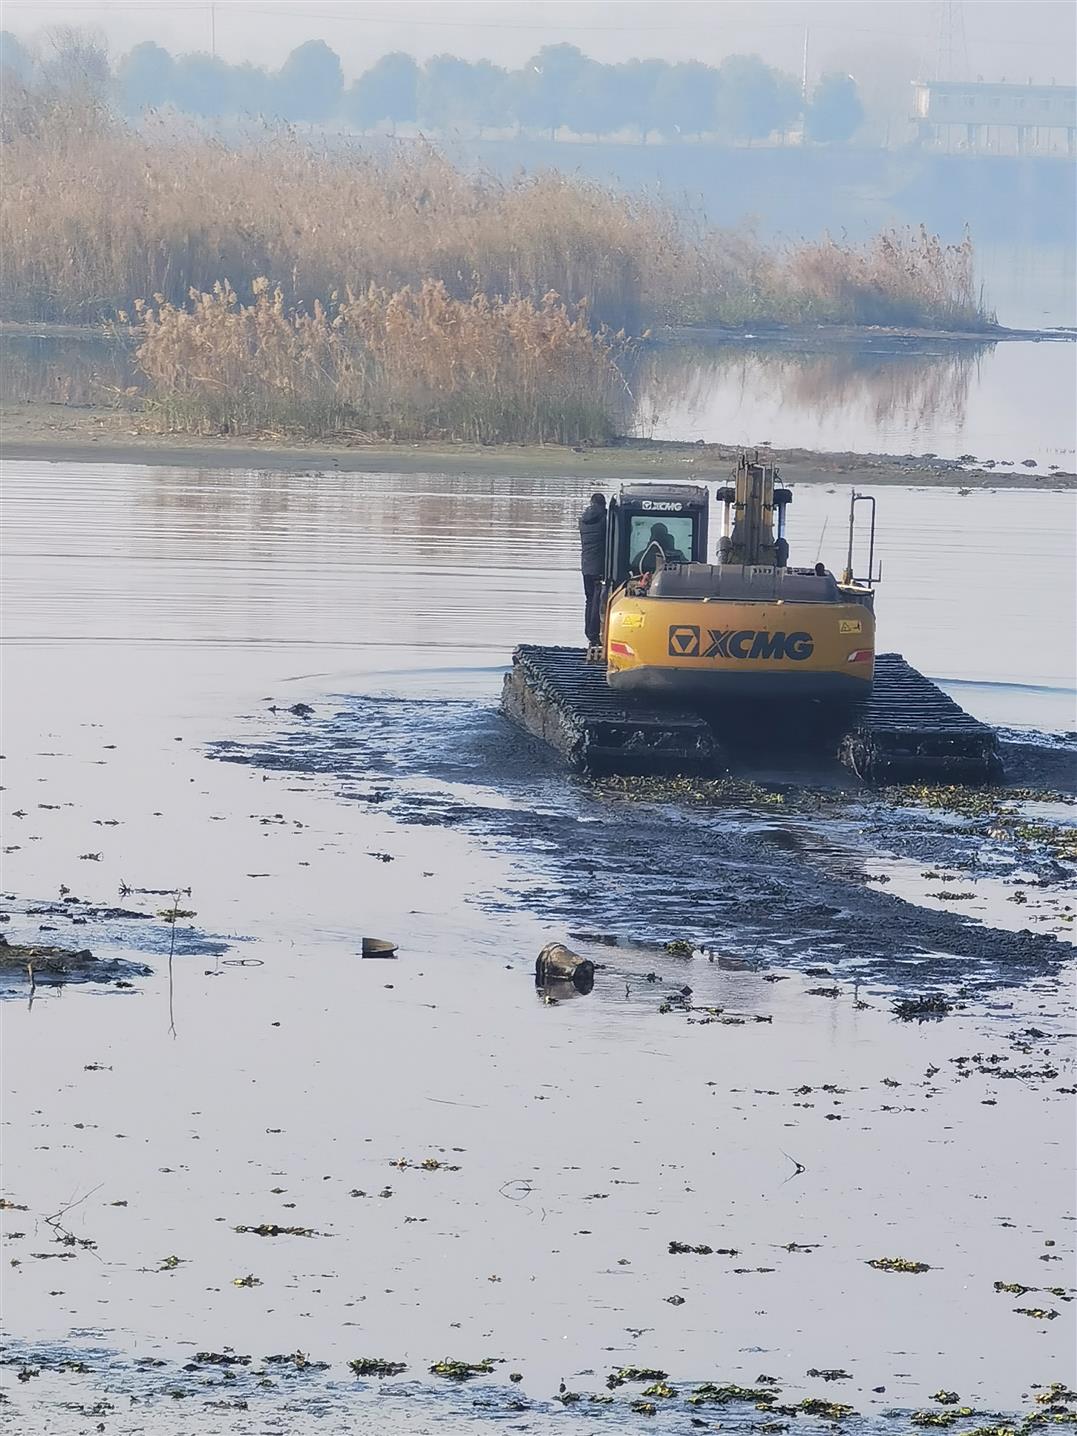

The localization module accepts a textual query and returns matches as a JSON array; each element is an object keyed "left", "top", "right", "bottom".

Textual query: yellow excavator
[
  {"left": 502, "top": 454, "right": 1000, "bottom": 783},
  {"left": 602, "top": 453, "right": 876, "bottom": 702}
]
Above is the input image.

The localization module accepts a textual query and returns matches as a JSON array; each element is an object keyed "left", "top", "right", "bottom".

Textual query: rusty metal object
[{"left": 535, "top": 941, "right": 595, "bottom": 994}]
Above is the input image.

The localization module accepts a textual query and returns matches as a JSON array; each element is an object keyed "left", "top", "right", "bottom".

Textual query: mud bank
[{"left": 2, "top": 402, "right": 1073, "bottom": 488}]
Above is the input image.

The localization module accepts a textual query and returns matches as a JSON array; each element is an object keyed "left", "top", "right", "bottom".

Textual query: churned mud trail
[{"left": 210, "top": 695, "right": 1075, "bottom": 995}]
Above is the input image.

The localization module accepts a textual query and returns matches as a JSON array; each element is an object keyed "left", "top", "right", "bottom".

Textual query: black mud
[
  {"left": 210, "top": 697, "right": 1075, "bottom": 996},
  {"left": 0, "top": 898, "right": 234, "bottom": 999}
]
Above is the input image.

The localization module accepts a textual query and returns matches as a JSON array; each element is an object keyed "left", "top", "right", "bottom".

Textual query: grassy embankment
[{"left": 0, "top": 98, "right": 994, "bottom": 443}]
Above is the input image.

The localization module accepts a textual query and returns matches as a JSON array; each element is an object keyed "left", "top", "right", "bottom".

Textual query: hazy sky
[{"left": 3, "top": 1, "right": 1074, "bottom": 87}]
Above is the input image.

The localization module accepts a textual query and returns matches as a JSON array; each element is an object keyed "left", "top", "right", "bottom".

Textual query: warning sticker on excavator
[
  {"left": 668, "top": 625, "right": 701, "bottom": 656},
  {"left": 839, "top": 619, "right": 863, "bottom": 634}
]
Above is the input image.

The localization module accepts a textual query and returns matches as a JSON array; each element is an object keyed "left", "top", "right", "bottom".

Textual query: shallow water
[
  {"left": 641, "top": 335, "right": 1077, "bottom": 467},
  {"left": 1, "top": 457, "right": 1074, "bottom": 1433},
  {"left": 3, "top": 461, "right": 1074, "bottom": 722}
]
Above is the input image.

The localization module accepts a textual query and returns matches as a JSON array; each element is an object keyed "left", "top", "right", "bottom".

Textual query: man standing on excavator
[{"left": 578, "top": 492, "right": 606, "bottom": 646}]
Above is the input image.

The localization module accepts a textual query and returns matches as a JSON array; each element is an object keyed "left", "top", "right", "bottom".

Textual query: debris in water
[
  {"left": 867, "top": 1256, "right": 931, "bottom": 1273},
  {"left": 606, "top": 1367, "right": 668, "bottom": 1389},
  {"left": 892, "top": 995, "right": 953, "bottom": 1021},
  {"left": 361, "top": 937, "right": 398, "bottom": 958},
  {"left": 429, "top": 1358, "right": 495, "bottom": 1380},
  {"left": 535, "top": 941, "right": 595, "bottom": 994},
  {"left": 234, "top": 1223, "right": 315, "bottom": 1237},
  {"left": 348, "top": 1358, "right": 407, "bottom": 1377}
]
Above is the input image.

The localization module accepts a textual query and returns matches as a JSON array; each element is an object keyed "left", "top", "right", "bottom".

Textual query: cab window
[{"left": 629, "top": 515, "right": 695, "bottom": 573}]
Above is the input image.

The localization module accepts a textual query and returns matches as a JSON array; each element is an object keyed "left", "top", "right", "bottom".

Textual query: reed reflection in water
[{"left": 636, "top": 334, "right": 1074, "bottom": 465}]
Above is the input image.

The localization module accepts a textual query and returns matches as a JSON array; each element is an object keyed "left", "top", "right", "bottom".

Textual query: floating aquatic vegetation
[
  {"left": 664, "top": 939, "right": 694, "bottom": 955},
  {"left": 191, "top": 1352, "right": 250, "bottom": 1367},
  {"left": 607, "top": 1367, "right": 667, "bottom": 1389},
  {"left": 808, "top": 1369, "right": 852, "bottom": 1382},
  {"left": 668, "top": 1240, "right": 712, "bottom": 1254},
  {"left": 994, "top": 1281, "right": 1034, "bottom": 1295},
  {"left": 429, "top": 1358, "right": 495, "bottom": 1380},
  {"left": 264, "top": 1352, "right": 328, "bottom": 1371},
  {"left": 933, "top": 1391, "right": 962, "bottom": 1404},
  {"left": 156, "top": 1255, "right": 183, "bottom": 1271},
  {"left": 390, "top": 1157, "right": 461, "bottom": 1172},
  {"left": 641, "top": 1382, "right": 677, "bottom": 1398},
  {"left": 348, "top": 1358, "right": 407, "bottom": 1377},
  {"left": 867, "top": 1256, "right": 932, "bottom": 1273},
  {"left": 1014, "top": 1307, "right": 1059, "bottom": 1320},
  {"left": 232, "top": 1274, "right": 262, "bottom": 1288},
  {"left": 234, "top": 1224, "right": 315, "bottom": 1237},
  {"left": 911, "top": 1410, "right": 975, "bottom": 1427},
  {"left": 892, "top": 995, "right": 953, "bottom": 1021},
  {"left": 1035, "top": 1385, "right": 1077, "bottom": 1405},
  {"left": 688, "top": 1383, "right": 777, "bottom": 1405},
  {"left": 796, "top": 1397, "right": 855, "bottom": 1418},
  {"left": 630, "top": 1400, "right": 658, "bottom": 1416}
]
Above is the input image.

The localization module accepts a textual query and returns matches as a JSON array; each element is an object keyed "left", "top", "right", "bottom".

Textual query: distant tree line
[{"left": 0, "top": 30, "right": 865, "bottom": 144}]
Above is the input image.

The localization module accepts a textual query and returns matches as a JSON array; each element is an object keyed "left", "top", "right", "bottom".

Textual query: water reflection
[
  {"left": 0, "top": 329, "right": 139, "bottom": 406},
  {"left": 640, "top": 332, "right": 1075, "bottom": 463},
  {"left": 639, "top": 337, "right": 986, "bottom": 438}
]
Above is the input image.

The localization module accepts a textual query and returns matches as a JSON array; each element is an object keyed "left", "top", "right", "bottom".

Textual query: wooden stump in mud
[{"left": 535, "top": 941, "right": 595, "bottom": 994}]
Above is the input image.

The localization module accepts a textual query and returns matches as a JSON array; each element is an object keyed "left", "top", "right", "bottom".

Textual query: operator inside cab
[{"left": 631, "top": 522, "right": 688, "bottom": 575}]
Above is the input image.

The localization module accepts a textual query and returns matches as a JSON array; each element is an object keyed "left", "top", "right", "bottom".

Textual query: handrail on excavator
[{"left": 843, "top": 490, "right": 880, "bottom": 587}]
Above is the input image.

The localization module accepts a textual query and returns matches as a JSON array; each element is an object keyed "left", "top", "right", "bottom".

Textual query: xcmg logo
[{"left": 668, "top": 626, "right": 815, "bottom": 660}]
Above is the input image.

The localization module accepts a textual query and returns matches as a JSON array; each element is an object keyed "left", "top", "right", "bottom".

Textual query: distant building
[{"left": 911, "top": 79, "right": 1076, "bottom": 156}]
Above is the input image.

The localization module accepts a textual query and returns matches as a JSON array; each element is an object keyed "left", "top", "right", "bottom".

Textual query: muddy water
[{"left": 1, "top": 458, "right": 1075, "bottom": 1433}]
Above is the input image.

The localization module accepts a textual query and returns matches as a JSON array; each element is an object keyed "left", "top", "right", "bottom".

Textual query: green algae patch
[
  {"left": 797, "top": 1396, "right": 855, "bottom": 1418},
  {"left": 348, "top": 1358, "right": 407, "bottom": 1378},
  {"left": 1036, "top": 1387, "right": 1077, "bottom": 1406},
  {"left": 868, "top": 1256, "right": 932, "bottom": 1273},
  {"left": 912, "top": 1410, "right": 976, "bottom": 1427},
  {"left": 641, "top": 1382, "right": 677, "bottom": 1399},
  {"left": 688, "top": 1383, "right": 778, "bottom": 1406},
  {"left": 429, "top": 1358, "right": 495, "bottom": 1380},
  {"left": 606, "top": 1366, "right": 668, "bottom": 1389}
]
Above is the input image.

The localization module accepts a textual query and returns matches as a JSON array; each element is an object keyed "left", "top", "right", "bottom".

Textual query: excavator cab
[{"left": 604, "top": 485, "right": 710, "bottom": 586}]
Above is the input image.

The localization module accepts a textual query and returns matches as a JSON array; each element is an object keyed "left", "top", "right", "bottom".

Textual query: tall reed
[
  {"left": 132, "top": 279, "right": 632, "bottom": 443},
  {"left": 0, "top": 97, "right": 992, "bottom": 332}
]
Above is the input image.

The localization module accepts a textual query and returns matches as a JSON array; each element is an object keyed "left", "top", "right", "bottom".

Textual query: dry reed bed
[
  {"left": 0, "top": 100, "right": 989, "bottom": 333},
  {"left": 132, "top": 280, "right": 631, "bottom": 442}
]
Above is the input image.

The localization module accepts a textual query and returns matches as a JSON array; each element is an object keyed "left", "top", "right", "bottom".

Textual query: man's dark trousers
[{"left": 583, "top": 575, "right": 602, "bottom": 645}]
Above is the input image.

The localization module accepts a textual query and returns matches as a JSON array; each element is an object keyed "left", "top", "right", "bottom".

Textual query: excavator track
[
  {"left": 501, "top": 645, "right": 722, "bottom": 775},
  {"left": 502, "top": 646, "right": 1002, "bottom": 784},
  {"left": 841, "top": 653, "right": 1003, "bottom": 784}
]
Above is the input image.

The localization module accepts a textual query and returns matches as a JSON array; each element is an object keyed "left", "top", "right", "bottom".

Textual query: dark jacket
[{"left": 578, "top": 501, "right": 606, "bottom": 576}]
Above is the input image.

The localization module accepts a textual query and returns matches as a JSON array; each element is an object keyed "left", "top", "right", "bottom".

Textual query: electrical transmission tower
[{"left": 935, "top": 1, "right": 969, "bottom": 81}]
